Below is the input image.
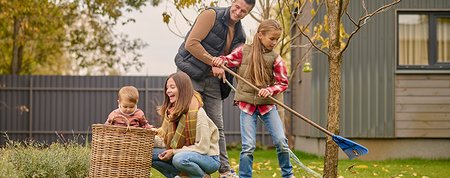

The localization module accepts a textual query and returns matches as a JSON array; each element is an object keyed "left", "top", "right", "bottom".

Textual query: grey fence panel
[{"left": 0, "top": 75, "right": 290, "bottom": 146}]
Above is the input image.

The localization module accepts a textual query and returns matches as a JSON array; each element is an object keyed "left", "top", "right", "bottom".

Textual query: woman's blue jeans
[
  {"left": 152, "top": 148, "right": 220, "bottom": 178},
  {"left": 238, "top": 107, "right": 293, "bottom": 178}
]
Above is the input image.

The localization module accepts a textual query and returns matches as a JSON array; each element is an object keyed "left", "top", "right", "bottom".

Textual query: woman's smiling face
[{"left": 166, "top": 77, "right": 179, "bottom": 103}]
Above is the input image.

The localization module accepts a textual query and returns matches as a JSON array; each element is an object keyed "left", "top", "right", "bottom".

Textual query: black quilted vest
[{"left": 174, "top": 7, "right": 246, "bottom": 81}]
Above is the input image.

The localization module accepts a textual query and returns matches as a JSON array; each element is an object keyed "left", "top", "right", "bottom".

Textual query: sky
[{"left": 116, "top": 3, "right": 257, "bottom": 76}]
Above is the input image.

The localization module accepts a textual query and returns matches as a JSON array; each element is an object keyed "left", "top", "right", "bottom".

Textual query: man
[{"left": 174, "top": 0, "right": 255, "bottom": 177}]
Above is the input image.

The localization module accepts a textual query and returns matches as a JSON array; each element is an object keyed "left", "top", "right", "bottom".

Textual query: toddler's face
[
  {"left": 118, "top": 100, "right": 137, "bottom": 115},
  {"left": 166, "top": 77, "right": 179, "bottom": 104}
]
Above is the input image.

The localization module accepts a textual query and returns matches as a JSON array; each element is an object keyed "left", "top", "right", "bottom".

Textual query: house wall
[
  {"left": 290, "top": 0, "right": 450, "bottom": 159},
  {"left": 395, "top": 75, "right": 450, "bottom": 137}
]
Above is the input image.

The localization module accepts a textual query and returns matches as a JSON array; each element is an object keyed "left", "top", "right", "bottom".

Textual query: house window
[{"left": 398, "top": 12, "right": 450, "bottom": 69}]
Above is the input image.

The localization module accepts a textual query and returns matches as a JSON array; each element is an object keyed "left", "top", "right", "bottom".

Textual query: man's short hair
[{"left": 244, "top": 0, "right": 256, "bottom": 6}]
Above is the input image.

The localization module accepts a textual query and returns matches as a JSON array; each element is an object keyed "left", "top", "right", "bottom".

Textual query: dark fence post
[{"left": 29, "top": 76, "right": 33, "bottom": 138}]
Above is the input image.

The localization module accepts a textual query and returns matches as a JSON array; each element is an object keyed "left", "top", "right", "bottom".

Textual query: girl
[
  {"left": 152, "top": 71, "right": 220, "bottom": 178},
  {"left": 212, "top": 19, "right": 294, "bottom": 178}
]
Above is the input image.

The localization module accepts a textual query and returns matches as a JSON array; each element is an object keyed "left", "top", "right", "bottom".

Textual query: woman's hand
[
  {"left": 158, "top": 149, "right": 174, "bottom": 161},
  {"left": 211, "top": 57, "right": 224, "bottom": 67},
  {"left": 258, "top": 88, "right": 273, "bottom": 98}
]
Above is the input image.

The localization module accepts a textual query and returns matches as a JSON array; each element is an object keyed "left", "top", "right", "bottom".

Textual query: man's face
[{"left": 230, "top": 0, "right": 253, "bottom": 22}]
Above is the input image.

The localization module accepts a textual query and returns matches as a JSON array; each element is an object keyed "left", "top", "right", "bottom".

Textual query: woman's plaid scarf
[{"left": 164, "top": 93, "right": 203, "bottom": 149}]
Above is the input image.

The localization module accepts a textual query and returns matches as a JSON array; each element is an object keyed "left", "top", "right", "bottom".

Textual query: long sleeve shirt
[
  {"left": 220, "top": 45, "right": 289, "bottom": 115},
  {"left": 105, "top": 108, "right": 152, "bottom": 129},
  {"left": 185, "top": 9, "right": 235, "bottom": 65}
]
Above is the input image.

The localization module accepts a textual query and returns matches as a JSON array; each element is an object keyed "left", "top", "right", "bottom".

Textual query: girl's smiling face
[{"left": 166, "top": 77, "right": 179, "bottom": 104}]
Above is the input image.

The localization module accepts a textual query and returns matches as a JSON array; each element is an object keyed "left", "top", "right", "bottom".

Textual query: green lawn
[
  {"left": 152, "top": 149, "right": 450, "bottom": 178},
  {"left": 2, "top": 140, "right": 448, "bottom": 178}
]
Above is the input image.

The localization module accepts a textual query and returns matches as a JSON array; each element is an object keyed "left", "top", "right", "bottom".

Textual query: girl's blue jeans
[
  {"left": 152, "top": 148, "right": 220, "bottom": 178},
  {"left": 239, "top": 107, "right": 294, "bottom": 178}
]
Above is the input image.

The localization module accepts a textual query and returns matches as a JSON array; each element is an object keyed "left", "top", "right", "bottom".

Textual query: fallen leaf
[{"left": 355, "top": 165, "right": 369, "bottom": 169}]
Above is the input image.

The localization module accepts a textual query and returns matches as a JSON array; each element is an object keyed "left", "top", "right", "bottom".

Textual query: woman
[{"left": 152, "top": 71, "right": 220, "bottom": 178}]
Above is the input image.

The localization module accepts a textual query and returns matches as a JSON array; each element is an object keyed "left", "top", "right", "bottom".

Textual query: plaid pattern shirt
[{"left": 221, "top": 45, "right": 289, "bottom": 116}]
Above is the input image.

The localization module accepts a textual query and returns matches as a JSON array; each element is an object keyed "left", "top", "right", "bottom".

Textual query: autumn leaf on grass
[
  {"left": 254, "top": 161, "right": 263, "bottom": 171},
  {"left": 346, "top": 164, "right": 357, "bottom": 174},
  {"left": 355, "top": 165, "right": 369, "bottom": 169}
]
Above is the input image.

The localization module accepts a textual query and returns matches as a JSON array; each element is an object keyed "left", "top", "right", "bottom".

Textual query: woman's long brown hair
[
  {"left": 158, "top": 72, "right": 194, "bottom": 120},
  {"left": 248, "top": 19, "right": 282, "bottom": 87}
]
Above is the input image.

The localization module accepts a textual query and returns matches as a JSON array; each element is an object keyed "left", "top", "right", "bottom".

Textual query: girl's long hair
[
  {"left": 248, "top": 19, "right": 282, "bottom": 87},
  {"left": 158, "top": 72, "right": 194, "bottom": 120}
]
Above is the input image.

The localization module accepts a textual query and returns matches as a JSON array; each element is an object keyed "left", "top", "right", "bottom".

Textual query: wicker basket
[{"left": 89, "top": 124, "right": 156, "bottom": 178}]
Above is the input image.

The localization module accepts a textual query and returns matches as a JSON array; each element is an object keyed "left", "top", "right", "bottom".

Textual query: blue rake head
[{"left": 332, "top": 135, "right": 369, "bottom": 160}]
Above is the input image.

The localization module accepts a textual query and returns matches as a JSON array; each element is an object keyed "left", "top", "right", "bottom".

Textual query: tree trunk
[
  {"left": 323, "top": 56, "right": 341, "bottom": 178},
  {"left": 324, "top": 0, "right": 343, "bottom": 177},
  {"left": 11, "top": 17, "right": 21, "bottom": 74}
]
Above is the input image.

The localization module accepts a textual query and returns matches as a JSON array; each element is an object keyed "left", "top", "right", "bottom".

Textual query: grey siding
[
  {"left": 291, "top": 0, "right": 450, "bottom": 138},
  {"left": 0, "top": 75, "right": 289, "bottom": 146}
]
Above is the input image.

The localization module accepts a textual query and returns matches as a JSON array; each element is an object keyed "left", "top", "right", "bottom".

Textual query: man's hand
[
  {"left": 258, "top": 88, "right": 273, "bottom": 98},
  {"left": 212, "top": 66, "right": 226, "bottom": 83},
  {"left": 211, "top": 57, "right": 224, "bottom": 67},
  {"left": 158, "top": 149, "right": 174, "bottom": 161}
]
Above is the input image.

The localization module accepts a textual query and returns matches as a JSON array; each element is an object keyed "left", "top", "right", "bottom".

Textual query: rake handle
[{"left": 205, "top": 54, "right": 334, "bottom": 136}]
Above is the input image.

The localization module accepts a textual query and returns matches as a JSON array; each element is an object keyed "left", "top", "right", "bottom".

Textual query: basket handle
[{"left": 112, "top": 115, "right": 131, "bottom": 131}]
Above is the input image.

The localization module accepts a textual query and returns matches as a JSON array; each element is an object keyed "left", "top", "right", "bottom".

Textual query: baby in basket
[{"left": 105, "top": 85, "right": 165, "bottom": 147}]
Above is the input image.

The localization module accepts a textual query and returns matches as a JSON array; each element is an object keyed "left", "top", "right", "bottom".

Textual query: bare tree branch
[
  {"left": 341, "top": 0, "right": 401, "bottom": 53},
  {"left": 345, "top": 11, "right": 359, "bottom": 27},
  {"left": 362, "top": 0, "right": 369, "bottom": 15},
  {"left": 165, "top": 23, "right": 184, "bottom": 38},
  {"left": 249, "top": 12, "right": 262, "bottom": 23},
  {"left": 284, "top": 0, "right": 325, "bottom": 51},
  {"left": 289, "top": 45, "right": 313, "bottom": 81},
  {"left": 296, "top": 24, "right": 328, "bottom": 56}
]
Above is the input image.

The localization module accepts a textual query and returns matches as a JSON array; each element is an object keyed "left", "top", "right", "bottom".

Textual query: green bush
[{"left": 0, "top": 139, "right": 90, "bottom": 178}]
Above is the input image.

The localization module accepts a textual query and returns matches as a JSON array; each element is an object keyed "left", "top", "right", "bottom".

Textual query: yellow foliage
[
  {"left": 311, "top": 9, "right": 316, "bottom": 16},
  {"left": 162, "top": 12, "right": 170, "bottom": 24}
]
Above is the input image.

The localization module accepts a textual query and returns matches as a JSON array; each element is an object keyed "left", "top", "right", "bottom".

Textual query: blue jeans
[
  {"left": 152, "top": 148, "right": 220, "bottom": 178},
  {"left": 239, "top": 107, "right": 293, "bottom": 178},
  {"left": 192, "top": 76, "right": 231, "bottom": 173}
]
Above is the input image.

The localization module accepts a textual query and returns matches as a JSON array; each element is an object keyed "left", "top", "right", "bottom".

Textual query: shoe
[{"left": 219, "top": 169, "right": 238, "bottom": 178}]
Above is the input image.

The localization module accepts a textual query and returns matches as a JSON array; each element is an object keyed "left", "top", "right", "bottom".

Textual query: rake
[{"left": 205, "top": 54, "right": 368, "bottom": 159}]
